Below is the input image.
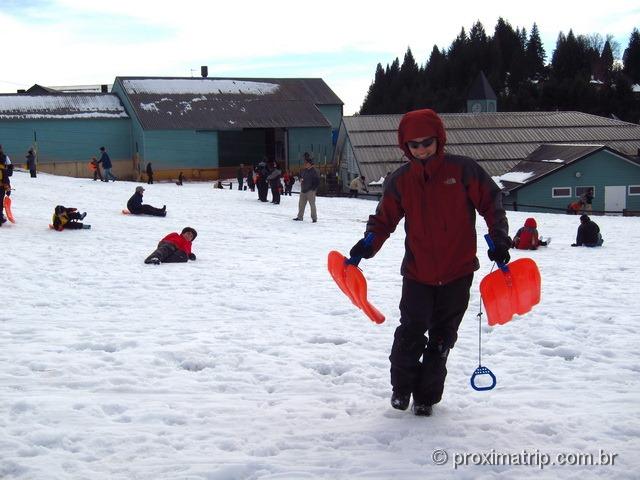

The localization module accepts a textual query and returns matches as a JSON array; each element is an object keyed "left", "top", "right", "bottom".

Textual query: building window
[
  {"left": 629, "top": 185, "right": 640, "bottom": 196},
  {"left": 552, "top": 187, "right": 571, "bottom": 198},
  {"left": 576, "top": 186, "right": 595, "bottom": 198}
]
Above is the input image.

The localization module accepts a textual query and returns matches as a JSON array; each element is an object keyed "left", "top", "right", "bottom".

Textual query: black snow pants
[
  {"left": 389, "top": 274, "right": 473, "bottom": 406},
  {"left": 145, "top": 241, "right": 188, "bottom": 264},
  {"left": 131, "top": 204, "right": 165, "bottom": 216}
]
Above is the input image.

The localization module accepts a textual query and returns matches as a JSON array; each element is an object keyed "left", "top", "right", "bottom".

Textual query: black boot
[
  {"left": 391, "top": 391, "right": 411, "bottom": 411},
  {"left": 411, "top": 402, "right": 433, "bottom": 416}
]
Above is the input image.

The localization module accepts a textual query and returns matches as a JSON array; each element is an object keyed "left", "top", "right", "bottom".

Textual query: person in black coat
[
  {"left": 146, "top": 162, "right": 154, "bottom": 184},
  {"left": 571, "top": 214, "right": 603, "bottom": 247},
  {"left": 26, "top": 148, "right": 37, "bottom": 178},
  {"left": 126, "top": 186, "right": 166, "bottom": 216}
]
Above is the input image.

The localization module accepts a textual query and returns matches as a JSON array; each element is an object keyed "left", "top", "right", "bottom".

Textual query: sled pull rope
[{"left": 471, "top": 245, "right": 497, "bottom": 391}]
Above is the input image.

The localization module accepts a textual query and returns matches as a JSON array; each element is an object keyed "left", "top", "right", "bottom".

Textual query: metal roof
[
  {"left": 340, "top": 111, "right": 640, "bottom": 177},
  {"left": 117, "top": 77, "right": 342, "bottom": 130},
  {"left": 0, "top": 93, "right": 129, "bottom": 119}
]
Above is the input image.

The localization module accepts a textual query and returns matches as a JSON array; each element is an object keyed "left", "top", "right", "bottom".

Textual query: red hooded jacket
[
  {"left": 364, "top": 109, "right": 510, "bottom": 286},
  {"left": 513, "top": 218, "right": 540, "bottom": 250},
  {"left": 161, "top": 232, "right": 192, "bottom": 255}
]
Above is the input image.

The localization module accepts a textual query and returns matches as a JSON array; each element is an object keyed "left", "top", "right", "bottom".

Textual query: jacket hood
[
  {"left": 397, "top": 109, "right": 447, "bottom": 160},
  {"left": 524, "top": 217, "right": 537, "bottom": 228}
]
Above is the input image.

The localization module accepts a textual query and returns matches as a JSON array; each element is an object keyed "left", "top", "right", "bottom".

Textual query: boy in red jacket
[
  {"left": 144, "top": 227, "right": 197, "bottom": 265},
  {"left": 349, "top": 109, "right": 510, "bottom": 416}
]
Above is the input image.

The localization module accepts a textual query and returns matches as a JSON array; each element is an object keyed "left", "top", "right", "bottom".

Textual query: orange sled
[
  {"left": 480, "top": 258, "right": 541, "bottom": 326},
  {"left": 3, "top": 195, "right": 15, "bottom": 223},
  {"left": 328, "top": 250, "right": 385, "bottom": 324}
]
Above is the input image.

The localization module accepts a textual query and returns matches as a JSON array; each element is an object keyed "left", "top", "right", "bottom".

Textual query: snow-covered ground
[{"left": 1, "top": 170, "right": 639, "bottom": 479}]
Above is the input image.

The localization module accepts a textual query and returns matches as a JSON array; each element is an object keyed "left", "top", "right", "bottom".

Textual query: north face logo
[{"left": 444, "top": 178, "right": 457, "bottom": 185}]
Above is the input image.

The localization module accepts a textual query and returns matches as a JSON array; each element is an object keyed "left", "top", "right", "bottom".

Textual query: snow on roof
[
  {"left": 633, "top": 84, "right": 640, "bottom": 93},
  {"left": 123, "top": 79, "right": 280, "bottom": 96},
  {"left": 369, "top": 176, "right": 385, "bottom": 186},
  {"left": 497, "top": 171, "right": 536, "bottom": 184},
  {"left": 541, "top": 158, "right": 565, "bottom": 163},
  {"left": 0, "top": 94, "right": 128, "bottom": 119}
]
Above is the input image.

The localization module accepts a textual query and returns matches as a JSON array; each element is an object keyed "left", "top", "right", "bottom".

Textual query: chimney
[
  {"left": 201, "top": 66, "right": 208, "bottom": 78},
  {"left": 17, "top": 89, "right": 26, "bottom": 94},
  {"left": 101, "top": 84, "right": 108, "bottom": 93}
]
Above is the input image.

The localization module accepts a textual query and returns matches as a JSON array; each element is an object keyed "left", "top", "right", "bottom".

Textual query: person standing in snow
[
  {"left": 293, "top": 153, "right": 319, "bottom": 222},
  {"left": 267, "top": 161, "right": 282, "bottom": 204},
  {"left": 99, "top": 146, "right": 117, "bottom": 182},
  {"left": 283, "top": 170, "right": 295, "bottom": 196},
  {"left": 144, "top": 227, "right": 197, "bottom": 265},
  {"left": 126, "top": 186, "right": 166, "bottom": 216},
  {"left": 236, "top": 164, "right": 245, "bottom": 191},
  {"left": 0, "top": 145, "right": 12, "bottom": 226},
  {"left": 349, "top": 175, "right": 369, "bottom": 198},
  {"left": 348, "top": 109, "right": 510, "bottom": 416},
  {"left": 26, "top": 147, "right": 37, "bottom": 178},
  {"left": 146, "top": 162, "right": 154, "bottom": 184},
  {"left": 571, "top": 214, "right": 603, "bottom": 247}
]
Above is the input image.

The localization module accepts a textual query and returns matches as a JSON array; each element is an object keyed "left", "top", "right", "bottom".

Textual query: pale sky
[{"left": 2, "top": 0, "right": 639, "bottom": 114}]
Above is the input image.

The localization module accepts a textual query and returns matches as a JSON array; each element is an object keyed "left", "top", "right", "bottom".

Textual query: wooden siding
[
  {"left": 0, "top": 118, "right": 131, "bottom": 164},
  {"left": 512, "top": 150, "right": 640, "bottom": 213},
  {"left": 288, "top": 127, "right": 333, "bottom": 167},
  {"left": 143, "top": 130, "right": 218, "bottom": 169}
]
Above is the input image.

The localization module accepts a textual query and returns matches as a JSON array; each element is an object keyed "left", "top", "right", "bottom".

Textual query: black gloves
[
  {"left": 487, "top": 244, "right": 510, "bottom": 265},
  {"left": 349, "top": 238, "right": 374, "bottom": 260},
  {"left": 189, "top": 253, "right": 196, "bottom": 260}
]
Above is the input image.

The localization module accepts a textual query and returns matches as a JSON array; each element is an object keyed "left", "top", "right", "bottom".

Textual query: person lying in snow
[
  {"left": 52, "top": 205, "right": 90, "bottom": 230},
  {"left": 144, "top": 227, "right": 197, "bottom": 265},
  {"left": 512, "top": 217, "right": 549, "bottom": 249}
]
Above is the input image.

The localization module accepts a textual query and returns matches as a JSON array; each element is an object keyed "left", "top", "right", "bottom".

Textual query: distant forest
[{"left": 359, "top": 19, "right": 640, "bottom": 123}]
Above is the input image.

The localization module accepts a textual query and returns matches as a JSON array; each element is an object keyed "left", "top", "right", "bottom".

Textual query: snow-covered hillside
[{"left": 1, "top": 170, "right": 639, "bottom": 479}]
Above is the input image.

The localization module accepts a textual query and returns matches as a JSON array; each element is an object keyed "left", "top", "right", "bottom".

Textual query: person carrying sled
[
  {"left": 571, "top": 214, "right": 603, "bottom": 247},
  {"left": 512, "top": 217, "right": 548, "bottom": 249},
  {"left": 0, "top": 145, "right": 12, "bottom": 226},
  {"left": 348, "top": 109, "right": 510, "bottom": 416},
  {"left": 144, "top": 227, "right": 197, "bottom": 265},
  {"left": 51, "top": 205, "right": 90, "bottom": 230},
  {"left": 126, "top": 186, "right": 166, "bottom": 217}
]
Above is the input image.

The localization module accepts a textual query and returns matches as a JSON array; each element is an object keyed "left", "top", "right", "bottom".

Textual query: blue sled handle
[
  {"left": 470, "top": 365, "right": 497, "bottom": 391},
  {"left": 346, "top": 232, "right": 375, "bottom": 267},
  {"left": 484, "top": 234, "right": 509, "bottom": 272}
]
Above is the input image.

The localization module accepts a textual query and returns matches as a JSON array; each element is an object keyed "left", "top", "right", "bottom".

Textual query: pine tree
[
  {"left": 599, "top": 40, "right": 614, "bottom": 84},
  {"left": 359, "top": 63, "right": 386, "bottom": 114},
  {"left": 623, "top": 28, "right": 640, "bottom": 84},
  {"left": 525, "top": 23, "right": 546, "bottom": 79}
]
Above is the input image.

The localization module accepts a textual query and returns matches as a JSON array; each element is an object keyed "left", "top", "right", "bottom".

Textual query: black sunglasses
[{"left": 407, "top": 138, "right": 436, "bottom": 149}]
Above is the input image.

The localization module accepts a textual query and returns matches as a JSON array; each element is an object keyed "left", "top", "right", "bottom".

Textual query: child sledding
[
  {"left": 124, "top": 186, "right": 166, "bottom": 216},
  {"left": 512, "top": 217, "right": 549, "bottom": 250},
  {"left": 144, "top": 227, "right": 197, "bottom": 265},
  {"left": 51, "top": 205, "right": 90, "bottom": 230}
]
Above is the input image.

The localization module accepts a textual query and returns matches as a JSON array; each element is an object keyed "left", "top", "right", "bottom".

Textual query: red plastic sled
[
  {"left": 3, "top": 195, "right": 15, "bottom": 223},
  {"left": 480, "top": 258, "right": 541, "bottom": 326},
  {"left": 328, "top": 250, "right": 385, "bottom": 324}
]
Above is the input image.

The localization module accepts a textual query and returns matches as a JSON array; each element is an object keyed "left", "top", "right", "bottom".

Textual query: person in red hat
[{"left": 349, "top": 109, "right": 511, "bottom": 416}]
